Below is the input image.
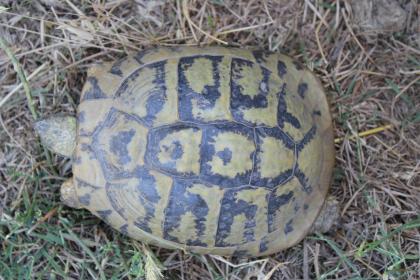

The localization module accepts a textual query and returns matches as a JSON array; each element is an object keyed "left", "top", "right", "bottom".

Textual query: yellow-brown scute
[
  {"left": 257, "top": 136, "right": 295, "bottom": 178},
  {"left": 156, "top": 127, "right": 202, "bottom": 175},
  {"left": 207, "top": 131, "right": 254, "bottom": 179},
  {"left": 180, "top": 55, "right": 233, "bottom": 122}
]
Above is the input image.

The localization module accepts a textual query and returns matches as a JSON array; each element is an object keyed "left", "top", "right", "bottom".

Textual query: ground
[{"left": 0, "top": 0, "right": 419, "bottom": 279}]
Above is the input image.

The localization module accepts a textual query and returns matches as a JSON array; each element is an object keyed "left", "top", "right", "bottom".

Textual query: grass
[{"left": 1, "top": 0, "right": 419, "bottom": 279}]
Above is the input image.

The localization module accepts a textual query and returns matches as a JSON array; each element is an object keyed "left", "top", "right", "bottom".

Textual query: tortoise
[{"left": 35, "top": 46, "right": 337, "bottom": 257}]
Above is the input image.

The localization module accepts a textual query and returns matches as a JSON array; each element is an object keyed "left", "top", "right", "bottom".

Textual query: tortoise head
[{"left": 34, "top": 115, "right": 77, "bottom": 158}]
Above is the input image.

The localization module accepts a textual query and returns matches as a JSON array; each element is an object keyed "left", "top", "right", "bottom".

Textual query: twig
[
  {"left": 217, "top": 21, "right": 274, "bottom": 35},
  {"left": 334, "top": 124, "right": 393, "bottom": 144},
  {"left": 27, "top": 207, "right": 58, "bottom": 234},
  {"left": 0, "top": 41, "right": 55, "bottom": 169},
  {"left": 0, "top": 62, "right": 48, "bottom": 110},
  {"left": 0, "top": 37, "right": 38, "bottom": 119},
  {"left": 304, "top": 0, "right": 329, "bottom": 28},
  {"left": 315, "top": 9, "right": 330, "bottom": 65},
  {"left": 61, "top": 220, "right": 107, "bottom": 280},
  {"left": 391, "top": 76, "right": 420, "bottom": 120},
  {"left": 182, "top": 0, "right": 228, "bottom": 45},
  {"left": 341, "top": 9, "right": 375, "bottom": 65},
  {"left": 263, "top": 262, "right": 286, "bottom": 280}
]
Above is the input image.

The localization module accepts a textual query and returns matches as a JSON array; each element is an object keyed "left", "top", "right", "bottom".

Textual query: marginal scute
[
  {"left": 301, "top": 71, "right": 333, "bottom": 132},
  {"left": 72, "top": 47, "right": 334, "bottom": 257}
]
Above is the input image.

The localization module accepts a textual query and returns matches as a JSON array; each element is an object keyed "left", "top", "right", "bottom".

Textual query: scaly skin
[{"left": 34, "top": 116, "right": 77, "bottom": 158}]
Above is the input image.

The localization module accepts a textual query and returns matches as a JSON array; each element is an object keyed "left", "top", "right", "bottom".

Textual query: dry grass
[{"left": 0, "top": 0, "right": 419, "bottom": 279}]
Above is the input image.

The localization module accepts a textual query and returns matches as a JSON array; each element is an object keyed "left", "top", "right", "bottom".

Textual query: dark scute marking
[
  {"left": 134, "top": 48, "right": 159, "bottom": 64},
  {"left": 75, "top": 178, "right": 100, "bottom": 190},
  {"left": 163, "top": 180, "right": 209, "bottom": 247},
  {"left": 255, "top": 126, "right": 295, "bottom": 150},
  {"left": 119, "top": 224, "right": 128, "bottom": 235},
  {"left": 295, "top": 168, "right": 313, "bottom": 194},
  {"left": 230, "top": 58, "right": 272, "bottom": 126},
  {"left": 73, "top": 156, "right": 82, "bottom": 164},
  {"left": 166, "top": 140, "right": 183, "bottom": 160},
  {"left": 251, "top": 168, "right": 294, "bottom": 189},
  {"left": 293, "top": 60, "right": 304, "bottom": 70},
  {"left": 82, "top": 144, "right": 97, "bottom": 160},
  {"left": 80, "top": 143, "right": 90, "bottom": 151},
  {"left": 304, "top": 204, "right": 309, "bottom": 210},
  {"left": 78, "top": 194, "right": 91, "bottom": 206},
  {"left": 313, "top": 110, "right": 322, "bottom": 116},
  {"left": 284, "top": 219, "right": 294, "bottom": 235},
  {"left": 297, "top": 126, "right": 317, "bottom": 153},
  {"left": 146, "top": 123, "right": 200, "bottom": 177},
  {"left": 277, "top": 60, "right": 288, "bottom": 78},
  {"left": 114, "top": 60, "right": 167, "bottom": 126},
  {"left": 132, "top": 166, "right": 161, "bottom": 233},
  {"left": 267, "top": 190, "right": 294, "bottom": 233},
  {"left": 110, "top": 129, "right": 135, "bottom": 165},
  {"left": 178, "top": 55, "right": 223, "bottom": 122},
  {"left": 252, "top": 50, "right": 272, "bottom": 63},
  {"left": 110, "top": 58, "right": 124, "bottom": 76},
  {"left": 78, "top": 128, "right": 91, "bottom": 137},
  {"left": 200, "top": 123, "right": 255, "bottom": 188},
  {"left": 259, "top": 237, "right": 269, "bottom": 253},
  {"left": 294, "top": 203, "right": 300, "bottom": 213},
  {"left": 97, "top": 210, "right": 112, "bottom": 221},
  {"left": 82, "top": 77, "right": 107, "bottom": 101},
  {"left": 216, "top": 147, "right": 232, "bottom": 166},
  {"left": 215, "top": 187, "right": 258, "bottom": 247},
  {"left": 78, "top": 111, "right": 86, "bottom": 123},
  {"left": 105, "top": 183, "right": 127, "bottom": 220},
  {"left": 277, "top": 83, "right": 301, "bottom": 129},
  {"left": 167, "top": 46, "right": 183, "bottom": 53},
  {"left": 298, "top": 82, "right": 308, "bottom": 98},
  {"left": 144, "top": 61, "right": 167, "bottom": 124}
]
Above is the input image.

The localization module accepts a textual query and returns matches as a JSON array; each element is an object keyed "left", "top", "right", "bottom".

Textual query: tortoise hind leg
[
  {"left": 310, "top": 196, "right": 339, "bottom": 234},
  {"left": 60, "top": 177, "right": 82, "bottom": 209}
]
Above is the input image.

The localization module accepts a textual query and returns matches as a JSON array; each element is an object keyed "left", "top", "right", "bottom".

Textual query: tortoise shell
[{"left": 73, "top": 46, "right": 334, "bottom": 256}]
